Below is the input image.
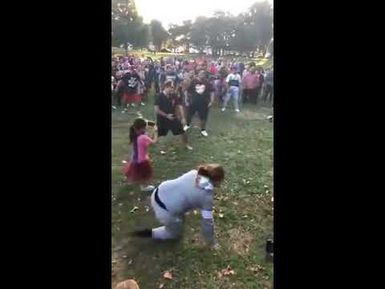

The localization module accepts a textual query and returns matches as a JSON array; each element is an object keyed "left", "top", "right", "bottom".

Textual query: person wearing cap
[
  {"left": 131, "top": 163, "right": 225, "bottom": 249},
  {"left": 222, "top": 66, "right": 242, "bottom": 112}
]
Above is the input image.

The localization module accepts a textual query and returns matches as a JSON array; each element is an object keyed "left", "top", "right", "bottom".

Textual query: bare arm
[
  {"left": 176, "top": 105, "right": 186, "bottom": 124},
  {"left": 208, "top": 92, "right": 215, "bottom": 107},
  {"left": 151, "top": 126, "right": 158, "bottom": 143}
]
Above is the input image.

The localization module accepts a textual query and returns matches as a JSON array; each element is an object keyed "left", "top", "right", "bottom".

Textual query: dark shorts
[
  {"left": 157, "top": 118, "right": 185, "bottom": 137},
  {"left": 189, "top": 100, "right": 209, "bottom": 121}
]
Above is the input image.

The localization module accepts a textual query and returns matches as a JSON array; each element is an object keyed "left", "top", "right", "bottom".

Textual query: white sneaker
[
  {"left": 185, "top": 145, "right": 193, "bottom": 150},
  {"left": 235, "top": 109, "right": 240, "bottom": 113},
  {"left": 140, "top": 185, "right": 155, "bottom": 192},
  {"left": 200, "top": 130, "right": 208, "bottom": 137},
  {"left": 183, "top": 125, "right": 190, "bottom": 132},
  {"left": 221, "top": 107, "right": 226, "bottom": 112}
]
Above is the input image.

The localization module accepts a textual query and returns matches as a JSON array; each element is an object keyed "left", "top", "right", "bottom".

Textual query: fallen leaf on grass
[
  {"left": 220, "top": 265, "right": 235, "bottom": 277},
  {"left": 163, "top": 271, "right": 173, "bottom": 280},
  {"left": 115, "top": 279, "right": 140, "bottom": 289},
  {"left": 218, "top": 213, "right": 224, "bottom": 218},
  {"left": 160, "top": 150, "right": 166, "bottom": 155},
  {"left": 130, "top": 206, "right": 139, "bottom": 213},
  {"left": 249, "top": 265, "right": 264, "bottom": 274}
]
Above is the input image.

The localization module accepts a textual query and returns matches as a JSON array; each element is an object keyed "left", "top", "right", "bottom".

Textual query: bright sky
[{"left": 136, "top": 0, "right": 273, "bottom": 29}]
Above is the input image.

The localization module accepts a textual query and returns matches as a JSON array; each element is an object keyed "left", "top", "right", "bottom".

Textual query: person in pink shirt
[
  {"left": 123, "top": 118, "right": 158, "bottom": 192},
  {"left": 209, "top": 62, "right": 218, "bottom": 75},
  {"left": 242, "top": 66, "right": 261, "bottom": 105}
]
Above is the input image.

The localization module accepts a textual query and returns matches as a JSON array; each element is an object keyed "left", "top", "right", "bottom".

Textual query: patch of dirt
[
  {"left": 235, "top": 109, "right": 269, "bottom": 121},
  {"left": 226, "top": 228, "right": 255, "bottom": 256}
]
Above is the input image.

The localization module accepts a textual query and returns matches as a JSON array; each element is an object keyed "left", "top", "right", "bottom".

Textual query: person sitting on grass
[{"left": 131, "top": 163, "right": 225, "bottom": 250}]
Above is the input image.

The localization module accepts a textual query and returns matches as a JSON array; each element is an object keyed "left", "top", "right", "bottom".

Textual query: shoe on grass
[
  {"left": 200, "top": 130, "right": 208, "bottom": 137},
  {"left": 140, "top": 185, "right": 155, "bottom": 192}
]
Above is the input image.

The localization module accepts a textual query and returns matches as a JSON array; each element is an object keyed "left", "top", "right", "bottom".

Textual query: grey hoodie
[{"left": 156, "top": 169, "right": 215, "bottom": 244}]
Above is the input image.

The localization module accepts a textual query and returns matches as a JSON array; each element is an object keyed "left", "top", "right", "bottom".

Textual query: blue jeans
[{"left": 223, "top": 86, "right": 240, "bottom": 110}]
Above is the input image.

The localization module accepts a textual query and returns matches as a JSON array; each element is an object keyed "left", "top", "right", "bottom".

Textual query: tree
[
  {"left": 229, "top": 13, "right": 258, "bottom": 56},
  {"left": 206, "top": 11, "right": 236, "bottom": 56},
  {"left": 168, "top": 20, "right": 192, "bottom": 52},
  {"left": 150, "top": 20, "right": 169, "bottom": 51},
  {"left": 246, "top": 1, "right": 273, "bottom": 55},
  {"left": 112, "top": 0, "right": 149, "bottom": 52},
  {"left": 190, "top": 17, "right": 209, "bottom": 53}
]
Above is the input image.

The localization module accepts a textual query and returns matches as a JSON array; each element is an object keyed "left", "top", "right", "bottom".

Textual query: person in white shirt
[{"left": 222, "top": 66, "right": 242, "bottom": 112}]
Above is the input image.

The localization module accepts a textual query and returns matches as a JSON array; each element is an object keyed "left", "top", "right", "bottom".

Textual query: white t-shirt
[{"left": 226, "top": 73, "right": 241, "bottom": 86}]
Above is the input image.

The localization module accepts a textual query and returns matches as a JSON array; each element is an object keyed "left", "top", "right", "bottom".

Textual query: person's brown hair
[{"left": 196, "top": 163, "right": 225, "bottom": 186}]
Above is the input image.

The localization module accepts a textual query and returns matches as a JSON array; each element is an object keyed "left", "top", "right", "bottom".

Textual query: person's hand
[{"left": 166, "top": 114, "right": 175, "bottom": 120}]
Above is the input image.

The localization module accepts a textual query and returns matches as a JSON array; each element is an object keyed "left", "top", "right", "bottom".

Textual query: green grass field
[{"left": 112, "top": 98, "right": 273, "bottom": 288}]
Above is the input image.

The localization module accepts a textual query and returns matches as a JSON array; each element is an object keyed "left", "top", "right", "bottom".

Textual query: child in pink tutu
[{"left": 123, "top": 118, "right": 158, "bottom": 191}]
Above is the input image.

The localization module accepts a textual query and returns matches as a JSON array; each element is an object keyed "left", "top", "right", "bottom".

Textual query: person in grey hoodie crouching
[{"left": 132, "top": 163, "right": 225, "bottom": 249}]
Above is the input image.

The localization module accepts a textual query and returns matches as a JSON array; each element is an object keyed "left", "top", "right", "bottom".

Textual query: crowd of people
[
  {"left": 111, "top": 54, "right": 273, "bottom": 114},
  {"left": 115, "top": 54, "right": 274, "bottom": 252}
]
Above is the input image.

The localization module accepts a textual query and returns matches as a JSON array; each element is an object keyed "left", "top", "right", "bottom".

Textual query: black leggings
[{"left": 187, "top": 101, "right": 209, "bottom": 125}]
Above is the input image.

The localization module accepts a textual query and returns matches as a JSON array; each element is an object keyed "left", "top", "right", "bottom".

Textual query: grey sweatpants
[{"left": 151, "top": 190, "right": 184, "bottom": 239}]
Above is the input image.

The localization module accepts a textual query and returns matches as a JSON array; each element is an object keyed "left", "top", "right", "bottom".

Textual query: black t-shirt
[
  {"left": 154, "top": 92, "right": 182, "bottom": 122},
  {"left": 124, "top": 73, "right": 141, "bottom": 94},
  {"left": 187, "top": 79, "right": 214, "bottom": 103}
]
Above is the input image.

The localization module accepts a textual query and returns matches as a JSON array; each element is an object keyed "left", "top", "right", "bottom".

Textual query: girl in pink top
[{"left": 123, "top": 118, "right": 158, "bottom": 191}]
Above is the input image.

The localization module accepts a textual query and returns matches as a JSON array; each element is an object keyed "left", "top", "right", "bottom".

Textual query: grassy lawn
[{"left": 112, "top": 97, "right": 273, "bottom": 288}]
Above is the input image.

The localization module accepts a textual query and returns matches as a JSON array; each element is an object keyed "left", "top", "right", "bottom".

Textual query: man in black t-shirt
[
  {"left": 120, "top": 70, "right": 143, "bottom": 108},
  {"left": 185, "top": 70, "right": 215, "bottom": 137},
  {"left": 154, "top": 81, "right": 193, "bottom": 150}
]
